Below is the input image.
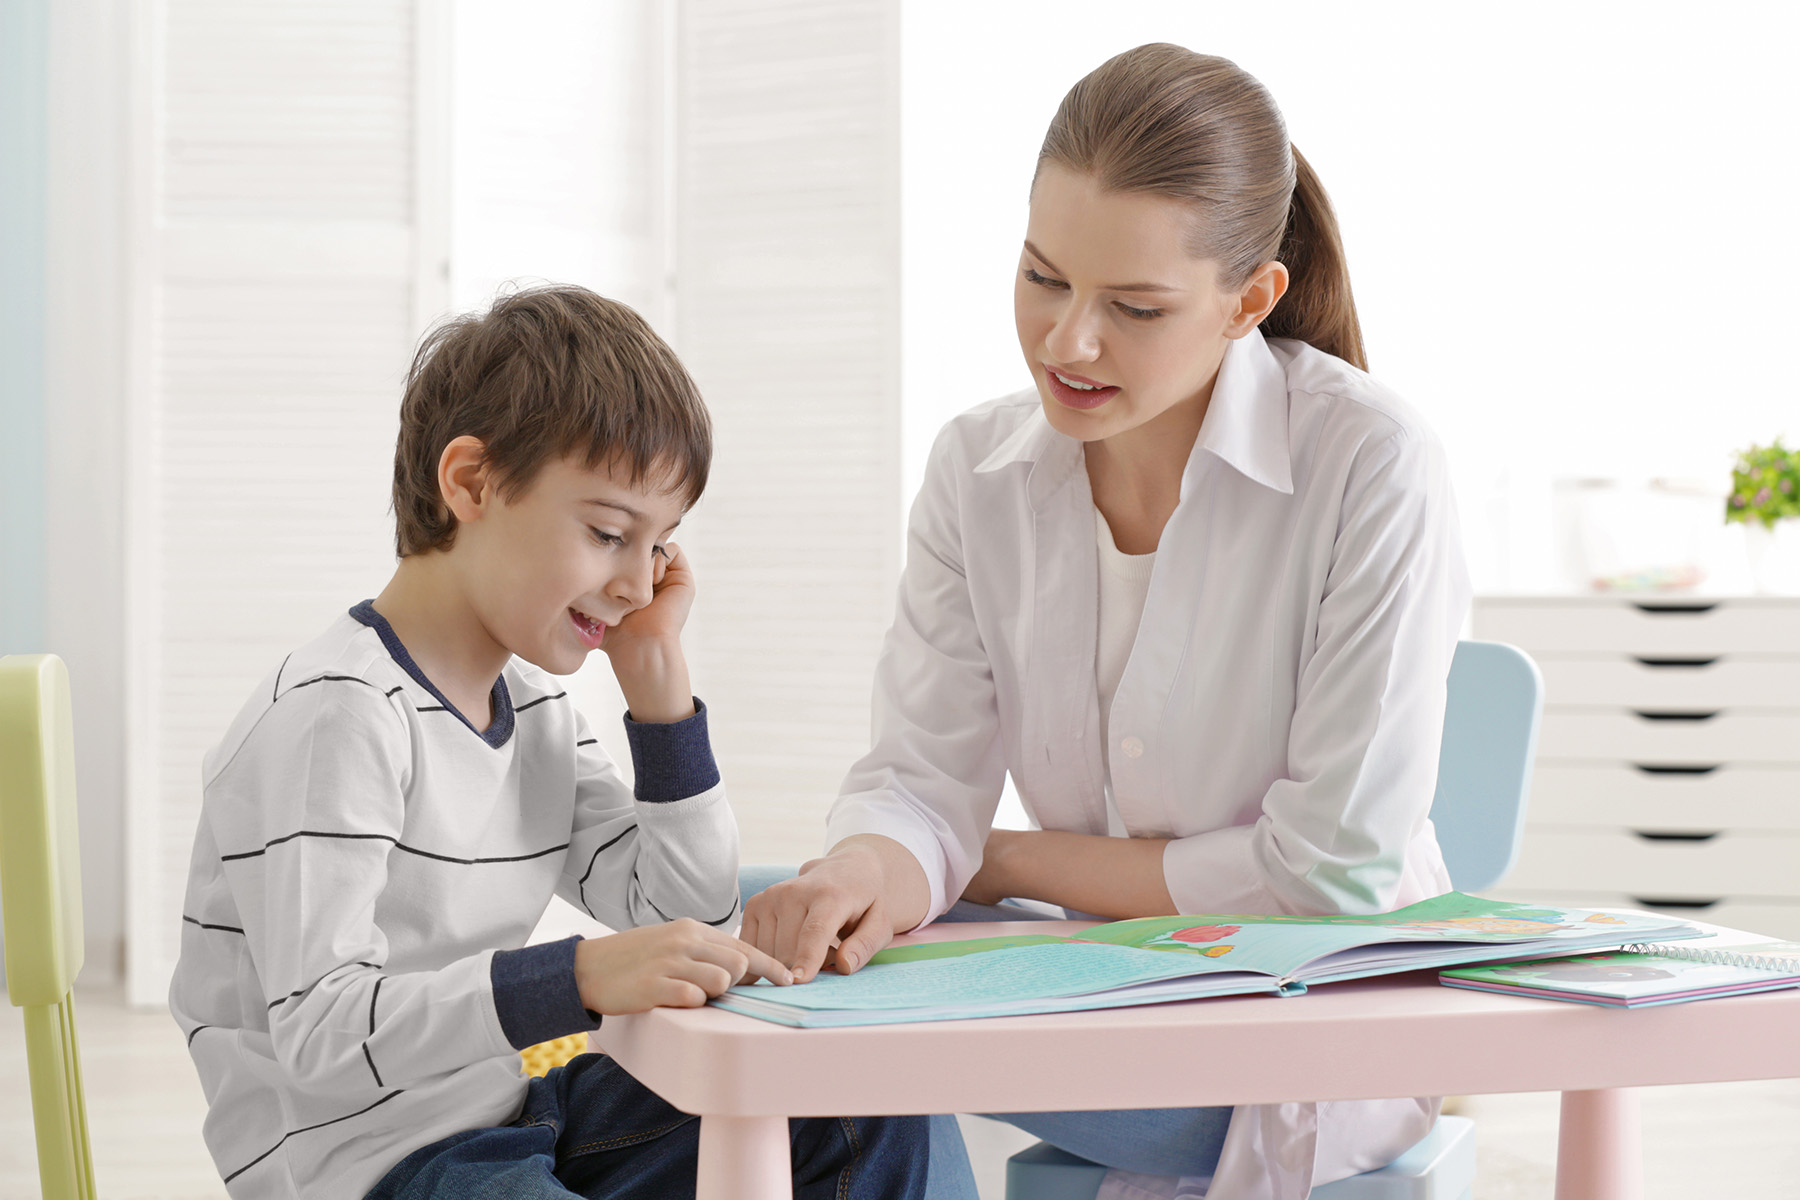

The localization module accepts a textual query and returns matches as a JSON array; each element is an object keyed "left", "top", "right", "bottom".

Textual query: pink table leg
[
  {"left": 1555, "top": 1088, "right": 1643, "bottom": 1200},
  {"left": 697, "top": 1114, "right": 791, "bottom": 1200}
]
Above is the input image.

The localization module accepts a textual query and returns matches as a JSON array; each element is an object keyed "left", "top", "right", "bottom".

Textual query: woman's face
[{"left": 1014, "top": 162, "right": 1279, "bottom": 444}]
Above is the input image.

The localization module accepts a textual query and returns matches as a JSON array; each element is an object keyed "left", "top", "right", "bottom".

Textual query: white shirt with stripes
[{"left": 169, "top": 603, "right": 739, "bottom": 1199}]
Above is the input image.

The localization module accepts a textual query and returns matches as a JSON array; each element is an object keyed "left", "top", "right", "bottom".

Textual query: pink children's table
[{"left": 590, "top": 920, "right": 1800, "bottom": 1200}]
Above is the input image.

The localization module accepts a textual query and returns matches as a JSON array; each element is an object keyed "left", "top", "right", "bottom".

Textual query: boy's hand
[
  {"left": 603, "top": 541, "right": 695, "bottom": 657},
  {"left": 603, "top": 543, "right": 696, "bottom": 724},
  {"left": 574, "top": 919, "right": 793, "bottom": 1015},
  {"left": 741, "top": 845, "right": 896, "bottom": 982}
]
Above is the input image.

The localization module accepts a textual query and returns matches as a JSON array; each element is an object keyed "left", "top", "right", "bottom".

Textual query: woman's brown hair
[{"left": 1037, "top": 43, "right": 1366, "bottom": 371}]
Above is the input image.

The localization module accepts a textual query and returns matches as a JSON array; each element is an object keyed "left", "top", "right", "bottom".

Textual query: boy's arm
[
  {"left": 557, "top": 701, "right": 741, "bottom": 932},
  {"left": 559, "top": 540, "right": 740, "bottom": 931}
]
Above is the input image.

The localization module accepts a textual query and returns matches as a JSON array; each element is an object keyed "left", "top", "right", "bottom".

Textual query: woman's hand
[
  {"left": 740, "top": 835, "right": 931, "bottom": 981},
  {"left": 741, "top": 849, "right": 891, "bottom": 982}
]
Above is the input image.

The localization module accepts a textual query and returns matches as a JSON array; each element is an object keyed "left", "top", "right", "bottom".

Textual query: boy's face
[{"left": 454, "top": 453, "right": 686, "bottom": 676}]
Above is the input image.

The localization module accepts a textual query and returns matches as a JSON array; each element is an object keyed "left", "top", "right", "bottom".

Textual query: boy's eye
[
  {"left": 1023, "top": 267, "right": 1067, "bottom": 290},
  {"left": 653, "top": 544, "right": 670, "bottom": 561},
  {"left": 589, "top": 528, "right": 625, "bottom": 547}
]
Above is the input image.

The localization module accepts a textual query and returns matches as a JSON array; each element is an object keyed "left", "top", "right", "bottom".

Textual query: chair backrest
[
  {"left": 1, "top": 653, "right": 97, "bottom": 1200},
  {"left": 1428, "top": 640, "right": 1544, "bottom": 893},
  {"left": 1, "top": 654, "right": 85, "bottom": 1003}
]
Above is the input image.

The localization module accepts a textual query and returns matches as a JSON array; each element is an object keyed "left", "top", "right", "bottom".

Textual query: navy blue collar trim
[{"left": 349, "top": 601, "right": 515, "bottom": 749}]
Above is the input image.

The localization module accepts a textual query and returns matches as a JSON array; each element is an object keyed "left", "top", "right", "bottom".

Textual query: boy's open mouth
[{"left": 569, "top": 608, "right": 607, "bottom": 649}]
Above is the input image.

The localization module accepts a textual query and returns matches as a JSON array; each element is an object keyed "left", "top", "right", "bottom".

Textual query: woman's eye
[
  {"left": 1023, "top": 267, "right": 1067, "bottom": 290},
  {"left": 1116, "top": 302, "right": 1164, "bottom": 321},
  {"left": 589, "top": 528, "right": 625, "bottom": 547}
]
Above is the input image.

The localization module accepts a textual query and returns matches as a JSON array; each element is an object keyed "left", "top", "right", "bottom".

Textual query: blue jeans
[
  {"left": 738, "top": 867, "right": 1232, "bottom": 1197},
  {"left": 364, "top": 1051, "right": 930, "bottom": 1199}
]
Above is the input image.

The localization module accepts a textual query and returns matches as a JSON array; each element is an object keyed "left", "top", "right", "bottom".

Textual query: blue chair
[{"left": 1005, "top": 639, "right": 1543, "bottom": 1200}]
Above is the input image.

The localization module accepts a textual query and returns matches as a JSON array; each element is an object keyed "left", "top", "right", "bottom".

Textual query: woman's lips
[
  {"left": 569, "top": 609, "right": 607, "bottom": 649},
  {"left": 1043, "top": 367, "right": 1121, "bottom": 411}
]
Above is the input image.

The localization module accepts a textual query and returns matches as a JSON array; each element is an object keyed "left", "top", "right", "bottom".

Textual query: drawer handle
[
  {"left": 1632, "top": 763, "right": 1722, "bottom": 775},
  {"left": 1631, "top": 656, "right": 1720, "bottom": 668},
  {"left": 1631, "top": 602, "right": 1719, "bottom": 615},
  {"left": 1629, "top": 896, "right": 1723, "bottom": 910},
  {"left": 1631, "top": 710, "right": 1721, "bottom": 722},
  {"left": 1632, "top": 830, "right": 1721, "bottom": 842}
]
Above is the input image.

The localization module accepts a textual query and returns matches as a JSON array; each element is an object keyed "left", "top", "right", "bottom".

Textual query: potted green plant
[{"left": 1727, "top": 439, "right": 1800, "bottom": 592}]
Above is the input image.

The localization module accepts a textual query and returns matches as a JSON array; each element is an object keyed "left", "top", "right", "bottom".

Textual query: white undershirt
[{"left": 1096, "top": 506, "right": 1157, "bottom": 837}]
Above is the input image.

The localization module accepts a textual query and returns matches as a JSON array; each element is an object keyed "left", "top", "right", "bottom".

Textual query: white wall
[{"left": 901, "top": 1, "right": 1800, "bottom": 593}]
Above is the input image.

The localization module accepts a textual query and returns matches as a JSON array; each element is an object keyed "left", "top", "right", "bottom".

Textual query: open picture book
[
  {"left": 1440, "top": 936, "right": 1800, "bottom": 1008},
  {"left": 714, "top": 892, "right": 1705, "bottom": 1027}
]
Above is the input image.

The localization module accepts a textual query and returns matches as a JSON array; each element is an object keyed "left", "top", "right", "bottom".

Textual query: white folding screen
[
  {"left": 120, "top": 0, "right": 903, "bottom": 1003},
  {"left": 124, "top": 0, "right": 446, "bottom": 1005},
  {"left": 672, "top": 0, "right": 902, "bottom": 864}
]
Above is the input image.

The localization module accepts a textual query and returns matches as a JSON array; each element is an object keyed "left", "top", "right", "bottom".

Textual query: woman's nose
[{"left": 1044, "top": 302, "right": 1099, "bottom": 363}]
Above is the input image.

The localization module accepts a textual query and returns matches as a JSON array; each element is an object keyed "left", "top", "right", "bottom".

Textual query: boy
[{"left": 169, "top": 286, "right": 929, "bottom": 1200}]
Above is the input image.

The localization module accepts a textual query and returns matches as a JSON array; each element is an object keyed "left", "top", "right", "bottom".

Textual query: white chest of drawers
[{"left": 1472, "top": 595, "right": 1800, "bottom": 939}]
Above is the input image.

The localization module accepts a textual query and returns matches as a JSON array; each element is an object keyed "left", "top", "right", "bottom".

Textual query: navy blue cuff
[
  {"left": 490, "top": 936, "right": 599, "bottom": 1051},
  {"left": 622, "top": 696, "right": 721, "bottom": 803}
]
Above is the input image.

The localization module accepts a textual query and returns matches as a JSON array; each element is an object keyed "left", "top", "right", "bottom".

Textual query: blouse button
[{"left": 1120, "top": 736, "right": 1145, "bottom": 759}]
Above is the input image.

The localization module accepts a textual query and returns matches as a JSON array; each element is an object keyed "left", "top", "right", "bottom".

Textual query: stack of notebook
[{"left": 1439, "top": 936, "right": 1800, "bottom": 1008}]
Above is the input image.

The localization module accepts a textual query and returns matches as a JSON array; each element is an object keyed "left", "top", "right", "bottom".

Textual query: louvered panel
[
  {"left": 128, "top": 1, "right": 431, "bottom": 1003},
  {"left": 162, "top": 0, "right": 414, "bottom": 222},
  {"left": 677, "top": 0, "right": 901, "bottom": 862}
]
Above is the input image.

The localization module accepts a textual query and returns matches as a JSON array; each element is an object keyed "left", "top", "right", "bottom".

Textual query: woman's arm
[{"left": 962, "top": 829, "right": 1176, "bottom": 918}]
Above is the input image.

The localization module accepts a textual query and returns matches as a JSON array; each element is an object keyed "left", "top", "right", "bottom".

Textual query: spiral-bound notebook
[{"left": 1439, "top": 936, "right": 1800, "bottom": 1008}]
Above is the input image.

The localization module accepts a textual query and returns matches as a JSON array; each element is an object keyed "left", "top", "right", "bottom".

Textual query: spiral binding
[{"left": 1621, "top": 942, "right": 1800, "bottom": 972}]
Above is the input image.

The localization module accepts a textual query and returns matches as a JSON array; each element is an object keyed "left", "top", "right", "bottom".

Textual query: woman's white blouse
[{"left": 825, "top": 328, "right": 1472, "bottom": 1199}]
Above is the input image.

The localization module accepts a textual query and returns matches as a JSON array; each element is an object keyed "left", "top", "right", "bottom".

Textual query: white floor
[{"left": 5, "top": 985, "right": 1798, "bottom": 1199}]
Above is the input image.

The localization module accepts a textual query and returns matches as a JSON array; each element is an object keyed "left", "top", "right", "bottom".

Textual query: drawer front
[
  {"left": 1528, "top": 764, "right": 1800, "bottom": 832},
  {"left": 1537, "top": 710, "right": 1800, "bottom": 763},
  {"left": 1536, "top": 656, "right": 1799, "bottom": 709},
  {"left": 1505, "top": 829, "right": 1800, "bottom": 897},
  {"left": 1489, "top": 890, "right": 1800, "bottom": 941},
  {"left": 1474, "top": 598, "right": 1800, "bottom": 655}
]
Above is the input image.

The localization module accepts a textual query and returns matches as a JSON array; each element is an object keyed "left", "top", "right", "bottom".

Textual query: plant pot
[{"left": 1744, "top": 520, "right": 1800, "bottom": 594}]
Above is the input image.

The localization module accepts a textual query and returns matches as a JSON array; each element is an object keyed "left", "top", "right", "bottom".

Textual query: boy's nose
[{"left": 608, "top": 562, "right": 655, "bottom": 611}]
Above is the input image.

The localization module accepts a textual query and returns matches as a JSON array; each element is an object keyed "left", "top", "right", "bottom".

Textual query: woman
[{"left": 743, "top": 43, "right": 1470, "bottom": 1200}]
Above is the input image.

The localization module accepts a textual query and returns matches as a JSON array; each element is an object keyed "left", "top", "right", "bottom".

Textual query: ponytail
[{"left": 1264, "top": 147, "right": 1366, "bottom": 371}]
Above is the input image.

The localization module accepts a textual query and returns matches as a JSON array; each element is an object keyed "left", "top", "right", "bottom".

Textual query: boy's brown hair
[{"left": 392, "top": 285, "right": 710, "bottom": 556}]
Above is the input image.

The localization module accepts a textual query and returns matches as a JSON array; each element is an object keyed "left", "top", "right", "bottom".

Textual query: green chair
[{"left": 1, "top": 654, "right": 98, "bottom": 1199}]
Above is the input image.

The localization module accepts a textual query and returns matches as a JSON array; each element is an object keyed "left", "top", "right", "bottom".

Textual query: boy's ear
[{"left": 438, "top": 436, "right": 493, "bottom": 525}]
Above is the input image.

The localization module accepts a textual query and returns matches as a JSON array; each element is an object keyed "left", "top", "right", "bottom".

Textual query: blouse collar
[{"left": 974, "top": 326, "right": 1296, "bottom": 506}]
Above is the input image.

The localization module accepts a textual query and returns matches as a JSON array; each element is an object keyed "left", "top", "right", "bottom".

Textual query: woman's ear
[
  {"left": 1224, "top": 260, "right": 1290, "bottom": 338},
  {"left": 438, "top": 436, "right": 493, "bottom": 525}
]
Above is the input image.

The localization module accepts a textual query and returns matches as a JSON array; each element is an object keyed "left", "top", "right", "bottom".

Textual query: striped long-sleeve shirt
[{"left": 169, "top": 603, "right": 739, "bottom": 1199}]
